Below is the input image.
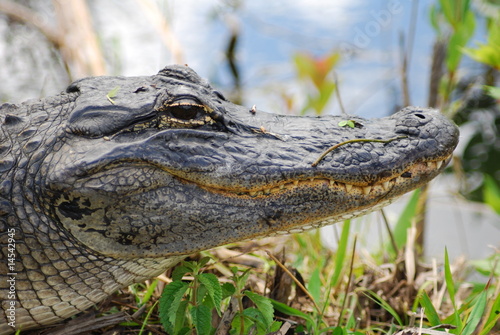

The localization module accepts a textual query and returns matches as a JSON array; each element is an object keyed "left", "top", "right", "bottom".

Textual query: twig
[
  {"left": 0, "top": 0, "right": 62, "bottom": 46},
  {"left": 265, "top": 251, "right": 327, "bottom": 324},
  {"left": 135, "top": 0, "right": 184, "bottom": 64},
  {"left": 380, "top": 209, "right": 399, "bottom": 256},
  {"left": 334, "top": 71, "right": 348, "bottom": 116},
  {"left": 312, "top": 136, "right": 407, "bottom": 167}
]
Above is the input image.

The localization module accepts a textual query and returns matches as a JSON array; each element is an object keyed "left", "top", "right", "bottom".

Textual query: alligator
[{"left": 0, "top": 65, "right": 458, "bottom": 334}]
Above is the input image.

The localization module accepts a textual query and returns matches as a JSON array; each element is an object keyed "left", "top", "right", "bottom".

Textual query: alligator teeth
[
  {"left": 249, "top": 191, "right": 257, "bottom": 197},
  {"left": 345, "top": 184, "right": 353, "bottom": 192},
  {"left": 426, "top": 161, "right": 435, "bottom": 168},
  {"left": 293, "top": 180, "right": 299, "bottom": 186},
  {"left": 264, "top": 188, "right": 271, "bottom": 195},
  {"left": 270, "top": 187, "right": 281, "bottom": 194},
  {"left": 436, "top": 160, "right": 443, "bottom": 169},
  {"left": 362, "top": 186, "right": 372, "bottom": 195},
  {"left": 382, "top": 181, "right": 390, "bottom": 190}
]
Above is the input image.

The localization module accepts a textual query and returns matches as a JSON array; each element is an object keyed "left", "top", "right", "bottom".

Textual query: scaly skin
[{"left": 0, "top": 65, "right": 458, "bottom": 334}]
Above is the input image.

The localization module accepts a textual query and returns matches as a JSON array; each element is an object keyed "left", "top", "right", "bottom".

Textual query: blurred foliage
[
  {"left": 293, "top": 52, "right": 340, "bottom": 115},
  {"left": 430, "top": 0, "right": 500, "bottom": 211}
]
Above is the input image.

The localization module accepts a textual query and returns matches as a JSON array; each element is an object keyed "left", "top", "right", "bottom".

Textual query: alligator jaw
[{"left": 192, "top": 155, "right": 453, "bottom": 198}]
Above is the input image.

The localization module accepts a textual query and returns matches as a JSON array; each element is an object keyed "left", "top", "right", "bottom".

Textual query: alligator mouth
[{"left": 194, "top": 155, "right": 452, "bottom": 198}]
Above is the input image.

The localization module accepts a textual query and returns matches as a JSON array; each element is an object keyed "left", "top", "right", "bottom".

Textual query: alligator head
[{"left": 42, "top": 65, "right": 459, "bottom": 259}]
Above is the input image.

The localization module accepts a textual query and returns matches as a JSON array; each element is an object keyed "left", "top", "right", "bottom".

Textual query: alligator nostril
[{"left": 414, "top": 113, "right": 425, "bottom": 119}]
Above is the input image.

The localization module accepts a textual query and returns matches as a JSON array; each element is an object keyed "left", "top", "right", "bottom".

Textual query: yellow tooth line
[{"left": 208, "top": 157, "right": 449, "bottom": 198}]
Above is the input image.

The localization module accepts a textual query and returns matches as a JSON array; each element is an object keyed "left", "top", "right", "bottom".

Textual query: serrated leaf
[
  {"left": 198, "top": 256, "right": 211, "bottom": 268},
  {"left": 172, "top": 300, "right": 189, "bottom": 335},
  {"left": 244, "top": 291, "right": 274, "bottom": 329},
  {"left": 191, "top": 304, "right": 212, "bottom": 335},
  {"left": 197, "top": 273, "right": 222, "bottom": 315},
  {"left": 221, "top": 282, "right": 236, "bottom": 299},
  {"left": 171, "top": 265, "right": 191, "bottom": 281},
  {"left": 159, "top": 280, "right": 189, "bottom": 326},
  {"left": 231, "top": 310, "right": 253, "bottom": 334}
]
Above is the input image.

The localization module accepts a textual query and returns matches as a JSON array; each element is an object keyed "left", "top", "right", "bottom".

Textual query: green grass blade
[
  {"left": 270, "top": 298, "right": 315, "bottom": 325},
  {"left": 418, "top": 291, "right": 441, "bottom": 326},
  {"left": 308, "top": 267, "right": 322, "bottom": 303},
  {"left": 444, "top": 248, "right": 456, "bottom": 307},
  {"left": 443, "top": 248, "right": 463, "bottom": 333},
  {"left": 392, "top": 189, "right": 420, "bottom": 250},
  {"left": 361, "top": 289, "right": 403, "bottom": 326},
  {"left": 462, "top": 290, "right": 487, "bottom": 335},
  {"left": 479, "top": 312, "right": 500, "bottom": 335},
  {"left": 140, "top": 279, "right": 158, "bottom": 305},
  {"left": 331, "top": 219, "right": 351, "bottom": 287}
]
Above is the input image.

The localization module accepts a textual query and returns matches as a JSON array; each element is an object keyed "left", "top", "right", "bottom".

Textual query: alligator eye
[{"left": 169, "top": 103, "right": 204, "bottom": 120}]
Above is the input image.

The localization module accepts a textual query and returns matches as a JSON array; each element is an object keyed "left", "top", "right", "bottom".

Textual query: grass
[{"left": 59, "top": 190, "right": 498, "bottom": 334}]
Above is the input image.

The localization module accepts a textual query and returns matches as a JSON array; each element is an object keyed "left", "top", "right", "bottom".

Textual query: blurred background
[{"left": 0, "top": 0, "right": 498, "bottom": 262}]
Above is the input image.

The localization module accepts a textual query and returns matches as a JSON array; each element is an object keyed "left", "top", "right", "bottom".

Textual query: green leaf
[
  {"left": 462, "top": 290, "right": 487, "bottom": 335},
  {"left": 418, "top": 291, "right": 441, "bottom": 326},
  {"left": 244, "top": 291, "right": 274, "bottom": 329},
  {"left": 197, "top": 273, "right": 223, "bottom": 315},
  {"left": 159, "top": 280, "right": 190, "bottom": 327},
  {"left": 484, "top": 85, "right": 500, "bottom": 100},
  {"left": 231, "top": 310, "right": 254, "bottom": 335},
  {"left": 483, "top": 174, "right": 500, "bottom": 214},
  {"left": 172, "top": 300, "right": 190, "bottom": 335},
  {"left": 439, "top": 0, "right": 456, "bottom": 27},
  {"left": 172, "top": 264, "right": 191, "bottom": 281},
  {"left": 221, "top": 282, "right": 236, "bottom": 299},
  {"left": 332, "top": 326, "right": 347, "bottom": 335},
  {"left": 106, "top": 86, "right": 120, "bottom": 104},
  {"left": 191, "top": 304, "right": 212, "bottom": 335}
]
